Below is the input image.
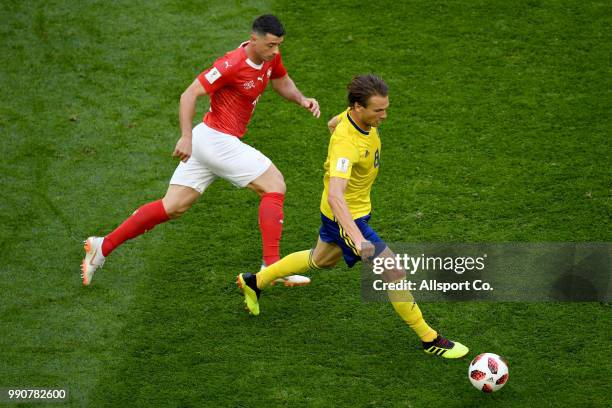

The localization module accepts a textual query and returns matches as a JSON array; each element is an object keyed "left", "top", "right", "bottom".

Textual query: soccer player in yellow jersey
[{"left": 238, "top": 75, "right": 468, "bottom": 358}]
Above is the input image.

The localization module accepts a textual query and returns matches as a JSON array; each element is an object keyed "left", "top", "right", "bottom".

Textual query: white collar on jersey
[
  {"left": 240, "top": 41, "right": 265, "bottom": 70},
  {"left": 245, "top": 58, "right": 264, "bottom": 70}
]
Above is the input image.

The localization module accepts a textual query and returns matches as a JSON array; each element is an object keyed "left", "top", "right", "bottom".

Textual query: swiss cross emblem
[{"left": 267, "top": 68, "right": 272, "bottom": 78}]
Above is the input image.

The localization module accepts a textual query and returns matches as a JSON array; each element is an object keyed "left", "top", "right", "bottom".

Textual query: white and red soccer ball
[{"left": 468, "top": 353, "right": 509, "bottom": 393}]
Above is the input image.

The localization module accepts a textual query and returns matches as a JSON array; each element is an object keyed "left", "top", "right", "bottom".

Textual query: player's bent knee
[
  {"left": 162, "top": 185, "right": 200, "bottom": 219},
  {"left": 264, "top": 172, "right": 286, "bottom": 194},
  {"left": 311, "top": 253, "right": 339, "bottom": 269},
  {"left": 162, "top": 198, "right": 194, "bottom": 219},
  {"left": 383, "top": 267, "right": 406, "bottom": 283},
  {"left": 263, "top": 165, "right": 286, "bottom": 193},
  {"left": 248, "top": 164, "right": 287, "bottom": 195},
  {"left": 274, "top": 178, "right": 286, "bottom": 194},
  {"left": 165, "top": 206, "right": 187, "bottom": 219},
  {"left": 317, "top": 259, "right": 337, "bottom": 269}
]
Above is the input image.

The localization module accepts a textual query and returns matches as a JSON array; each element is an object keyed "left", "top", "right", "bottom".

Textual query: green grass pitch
[{"left": 1, "top": 0, "right": 610, "bottom": 406}]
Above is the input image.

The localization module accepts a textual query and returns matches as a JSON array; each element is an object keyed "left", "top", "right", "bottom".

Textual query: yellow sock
[
  {"left": 256, "top": 250, "right": 319, "bottom": 289},
  {"left": 392, "top": 301, "right": 437, "bottom": 342}
]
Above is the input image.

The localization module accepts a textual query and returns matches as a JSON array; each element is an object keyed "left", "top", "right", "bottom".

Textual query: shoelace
[{"left": 436, "top": 336, "right": 453, "bottom": 348}]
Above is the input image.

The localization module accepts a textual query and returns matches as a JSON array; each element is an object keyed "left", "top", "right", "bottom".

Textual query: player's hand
[
  {"left": 172, "top": 135, "right": 192, "bottom": 162},
  {"left": 359, "top": 240, "right": 376, "bottom": 262},
  {"left": 301, "top": 97, "right": 320, "bottom": 118}
]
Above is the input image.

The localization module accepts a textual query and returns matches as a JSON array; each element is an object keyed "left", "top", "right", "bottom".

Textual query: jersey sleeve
[
  {"left": 197, "top": 55, "right": 235, "bottom": 94},
  {"left": 328, "top": 133, "right": 360, "bottom": 180},
  {"left": 270, "top": 53, "right": 287, "bottom": 79}
]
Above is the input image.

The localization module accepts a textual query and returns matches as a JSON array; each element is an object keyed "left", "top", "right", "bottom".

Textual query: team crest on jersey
[
  {"left": 267, "top": 68, "right": 272, "bottom": 78},
  {"left": 243, "top": 80, "right": 256, "bottom": 90}
]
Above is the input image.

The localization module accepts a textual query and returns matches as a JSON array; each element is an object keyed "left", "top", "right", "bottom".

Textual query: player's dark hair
[
  {"left": 347, "top": 74, "right": 388, "bottom": 108},
  {"left": 252, "top": 14, "right": 285, "bottom": 37}
]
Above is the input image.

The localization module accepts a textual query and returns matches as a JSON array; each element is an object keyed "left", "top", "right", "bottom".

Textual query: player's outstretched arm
[
  {"left": 271, "top": 75, "right": 320, "bottom": 118},
  {"left": 174, "top": 79, "right": 207, "bottom": 162}
]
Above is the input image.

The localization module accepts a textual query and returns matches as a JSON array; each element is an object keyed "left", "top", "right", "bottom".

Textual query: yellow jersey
[{"left": 320, "top": 108, "right": 381, "bottom": 220}]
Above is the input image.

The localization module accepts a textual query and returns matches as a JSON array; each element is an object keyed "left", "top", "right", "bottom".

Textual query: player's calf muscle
[
  {"left": 311, "top": 244, "right": 341, "bottom": 268},
  {"left": 314, "top": 256, "right": 337, "bottom": 268}
]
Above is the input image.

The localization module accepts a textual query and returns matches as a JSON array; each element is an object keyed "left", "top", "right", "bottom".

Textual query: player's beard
[
  {"left": 367, "top": 118, "right": 383, "bottom": 128},
  {"left": 373, "top": 117, "right": 386, "bottom": 127}
]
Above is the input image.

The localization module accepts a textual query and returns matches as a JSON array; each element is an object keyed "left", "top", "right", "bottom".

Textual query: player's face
[
  {"left": 358, "top": 95, "right": 389, "bottom": 128},
  {"left": 250, "top": 32, "right": 284, "bottom": 61}
]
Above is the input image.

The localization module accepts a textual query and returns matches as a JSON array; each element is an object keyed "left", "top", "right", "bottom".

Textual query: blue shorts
[{"left": 319, "top": 213, "right": 386, "bottom": 267}]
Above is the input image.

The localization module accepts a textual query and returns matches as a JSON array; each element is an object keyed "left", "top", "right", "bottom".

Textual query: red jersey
[{"left": 197, "top": 42, "right": 287, "bottom": 138}]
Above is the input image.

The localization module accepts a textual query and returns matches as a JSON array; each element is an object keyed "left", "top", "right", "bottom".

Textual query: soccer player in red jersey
[{"left": 81, "top": 15, "right": 319, "bottom": 286}]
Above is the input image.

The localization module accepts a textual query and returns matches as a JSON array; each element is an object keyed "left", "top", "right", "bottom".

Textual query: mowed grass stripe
[{"left": 0, "top": 1, "right": 162, "bottom": 406}]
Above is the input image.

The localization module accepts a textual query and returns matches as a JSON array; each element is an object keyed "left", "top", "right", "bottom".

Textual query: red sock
[
  {"left": 258, "top": 192, "right": 285, "bottom": 266},
  {"left": 101, "top": 199, "right": 169, "bottom": 257}
]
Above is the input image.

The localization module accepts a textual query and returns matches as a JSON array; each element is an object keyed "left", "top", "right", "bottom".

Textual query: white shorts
[{"left": 169, "top": 123, "right": 272, "bottom": 193}]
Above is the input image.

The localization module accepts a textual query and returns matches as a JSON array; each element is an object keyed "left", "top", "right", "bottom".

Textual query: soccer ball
[{"left": 468, "top": 353, "right": 509, "bottom": 393}]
